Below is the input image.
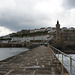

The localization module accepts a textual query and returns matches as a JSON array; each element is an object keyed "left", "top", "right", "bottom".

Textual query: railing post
[
  {"left": 50, "top": 45, "right": 75, "bottom": 75},
  {"left": 58, "top": 51, "right": 59, "bottom": 59},
  {"left": 57, "top": 51, "right": 59, "bottom": 66},
  {"left": 62, "top": 54, "right": 64, "bottom": 75},
  {"left": 62, "top": 54, "right": 63, "bottom": 65},
  {"left": 70, "top": 57, "right": 72, "bottom": 75}
]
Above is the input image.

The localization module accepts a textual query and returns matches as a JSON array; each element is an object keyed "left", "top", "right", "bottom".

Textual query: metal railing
[{"left": 49, "top": 45, "right": 75, "bottom": 75}]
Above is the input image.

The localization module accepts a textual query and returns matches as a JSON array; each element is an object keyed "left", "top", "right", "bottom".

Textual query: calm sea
[
  {"left": 0, "top": 48, "right": 29, "bottom": 61},
  {"left": 58, "top": 54, "right": 75, "bottom": 75}
]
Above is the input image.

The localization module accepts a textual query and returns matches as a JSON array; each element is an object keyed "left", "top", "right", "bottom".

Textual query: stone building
[
  {"left": 55, "top": 20, "right": 61, "bottom": 43},
  {"left": 55, "top": 20, "right": 75, "bottom": 43},
  {"left": 61, "top": 31, "right": 75, "bottom": 42},
  {"left": 17, "top": 30, "right": 30, "bottom": 34}
]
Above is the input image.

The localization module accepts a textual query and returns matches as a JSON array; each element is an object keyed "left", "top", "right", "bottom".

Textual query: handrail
[
  {"left": 50, "top": 45, "right": 75, "bottom": 61},
  {"left": 49, "top": 45, "right": 75, "bottom": 75}
]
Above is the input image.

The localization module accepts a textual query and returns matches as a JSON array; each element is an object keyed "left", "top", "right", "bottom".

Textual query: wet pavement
[{"left": 0, "top": 46, "right": 69, "bottom": 75}]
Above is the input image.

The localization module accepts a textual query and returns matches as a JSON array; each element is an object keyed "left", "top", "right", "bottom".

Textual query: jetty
[{"left": 0, "top": 45, "right": 70, "bottom": 75}]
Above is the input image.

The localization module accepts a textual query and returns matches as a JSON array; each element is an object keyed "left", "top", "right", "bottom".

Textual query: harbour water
[
  {"left": 58, "top": 54, "right": 75, "bottom": 75},
  {"left": 0, "top": 48, "right": 29, "bottom": 61}
]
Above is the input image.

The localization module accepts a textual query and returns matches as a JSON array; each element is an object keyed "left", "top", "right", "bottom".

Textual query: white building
[
  {"left": 40, "top": 28, "right": 46, "bottom": 32},
  {"left": 11, "top": 35, "right": 49, "bottom": 42},
  {"left": 30, "top": 28, "right": 46, "bottom": 33},
  {"left": 62, "top": 27, "right": 67, "bottom": 31},
  {"left": 2, "top": 40, "right": 9, "bottom": 43},
  {"left": 34, "top": 29, "right": 41, "bottom": 32},
  {"left": 0, "top": 40, "right": 9, "bottom": 44},
  {"left": 46, "top": 27, "right": 51, "bottom": 31},
  {"left": 68, "top": 27, "right": 75, "bottom": 30},
  {"left": 51, "top": 27, "right": 56, "bottom": 32},
  {"left": 2, "top": 35, "right": 10, "bottom": 39},
  {"left": 30, "top": 30, "right": 35, "bottom": 33}
]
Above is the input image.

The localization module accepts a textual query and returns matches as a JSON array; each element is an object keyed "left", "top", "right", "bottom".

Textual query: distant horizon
[{"left": 1, "top": 25, "right": 75, "bottom": 37}]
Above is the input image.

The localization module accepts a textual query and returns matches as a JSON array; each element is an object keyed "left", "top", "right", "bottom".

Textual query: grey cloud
[
  {"left": 0, "top": 0, "right": 61, "bottom": 33},
  {"left": 0, "top": 8, "right": 50, "bottom": 31},
  {"left": 62, "top": 0, "right": 75, "bottom": 9}
]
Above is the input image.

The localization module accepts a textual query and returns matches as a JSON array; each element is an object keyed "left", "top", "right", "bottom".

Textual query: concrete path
[{"left": 0, "top": 46, "right": 69, "bottom": 75}]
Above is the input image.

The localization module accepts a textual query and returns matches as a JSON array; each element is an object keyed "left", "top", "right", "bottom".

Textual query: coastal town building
[
  {"left": 40, "top": 27, "right": 46, "bottom": 32},
  {"left": 68, "top": 27, "right": 75, "bottom": 30},
  {"left": 46, "top": 27, "right": 51, "bottom": 31},
  {"left": 30, "top": 30, "right": 35, "bottom": 33},
  {"left": 1, "top": 35, "right": 11, "bottom": 39},
  {"left": 11, "top": 35, "right": 50, "bottom": 42},
  {"left": 51, "top": 27, "right": 56, "bottom": 32},
  {"left": 34, "top": 29, "right": 42, "bottom": 32},
  {"left": 17, "top": 30, "right": 30, "bottom": 34},
  {"left": 55, "top": 20, "right": 61, "bottom": 42},
  {"left": 61, "top": 27, "right": 67, "bottom": 32},
  {"left": 30, "top": 28, "right": 46, "bottom": 33},
  {"left": 0, "top": 21, "right": 75, "bottom": 45},
  {"left": 55, "top": 21, "right": 75, "bottom": 43}
]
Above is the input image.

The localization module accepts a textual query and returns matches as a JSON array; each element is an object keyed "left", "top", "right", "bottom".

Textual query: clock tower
[{"left": 56, "top": 20, "right": 61, "bottom": 42}]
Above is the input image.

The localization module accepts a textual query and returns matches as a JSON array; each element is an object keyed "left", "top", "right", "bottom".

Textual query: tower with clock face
[{"left": 56, "top": 20, "right": 61, "bottom": 42}]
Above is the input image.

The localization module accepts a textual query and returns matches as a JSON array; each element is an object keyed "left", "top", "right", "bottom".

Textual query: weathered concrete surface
[{"left": 0, "top": 46, "right": 69, "bottom": 75}]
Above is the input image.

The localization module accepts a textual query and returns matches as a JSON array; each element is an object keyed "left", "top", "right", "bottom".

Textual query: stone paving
[{"left": 0, "top": 46, "right": 69, "bottom": 75}]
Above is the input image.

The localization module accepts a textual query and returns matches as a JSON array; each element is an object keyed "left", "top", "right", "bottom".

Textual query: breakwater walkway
[{"left": 0, "top": 46, "right": 69, "bottom": 75}]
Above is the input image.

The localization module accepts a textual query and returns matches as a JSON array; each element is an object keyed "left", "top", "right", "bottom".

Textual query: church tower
[{"left": 56, "top": 20, "right": 61, "bottom": 42}]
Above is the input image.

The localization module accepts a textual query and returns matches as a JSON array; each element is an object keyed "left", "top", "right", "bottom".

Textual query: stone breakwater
[
  {"left": 0, "top": 46, "right": 69, "bottom": 75},
  {"left": 0, "top": 42, "right": 40, "bottom": 48},
  {"left": 0, "top": 43, "right": 23, "bottom": 47}
]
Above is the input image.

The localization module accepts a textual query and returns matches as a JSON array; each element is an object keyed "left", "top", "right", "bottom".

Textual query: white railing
[{"left": 49, "top": 45, "right": 75, "bottom": 75}]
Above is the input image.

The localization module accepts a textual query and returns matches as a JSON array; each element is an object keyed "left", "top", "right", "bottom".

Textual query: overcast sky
[{"left": 0, "top": 0, "right": 75, "bottom": 36}]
